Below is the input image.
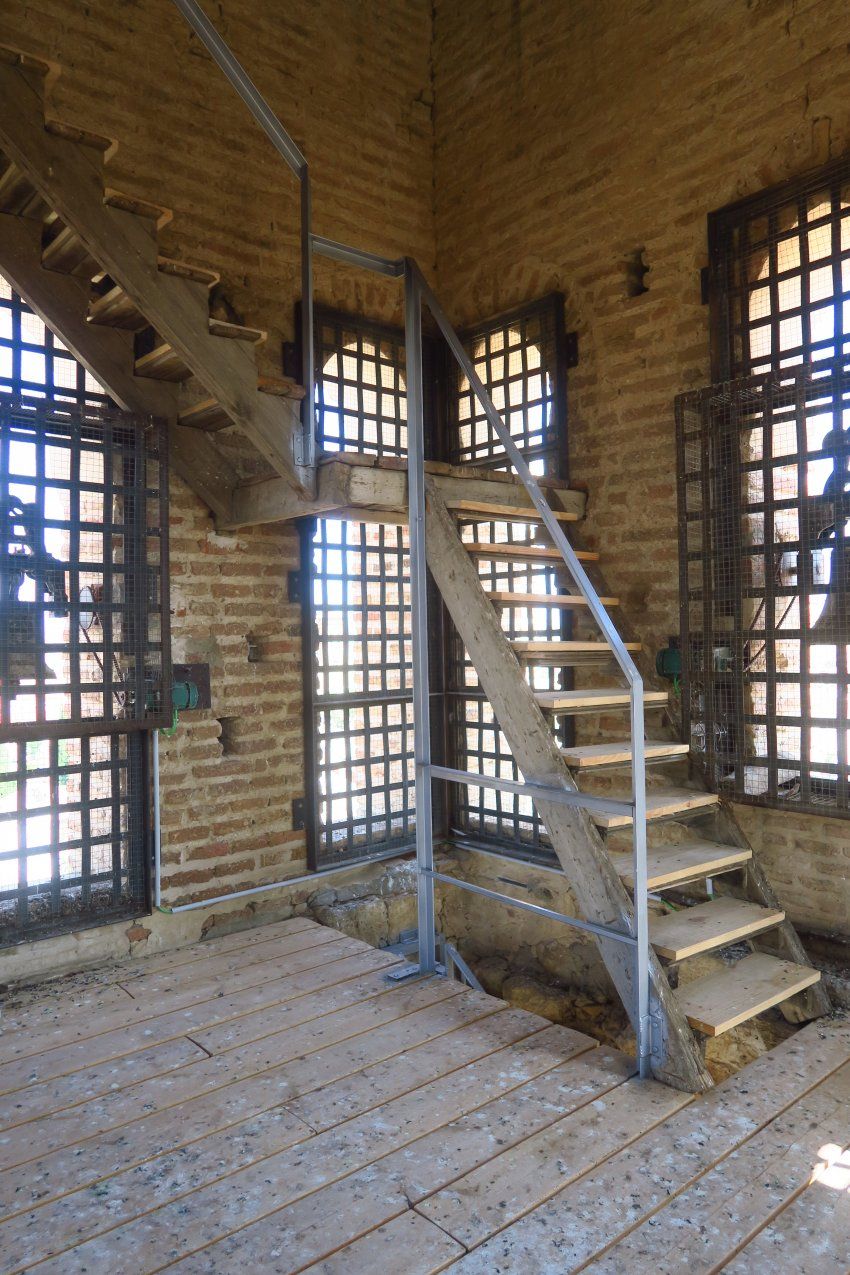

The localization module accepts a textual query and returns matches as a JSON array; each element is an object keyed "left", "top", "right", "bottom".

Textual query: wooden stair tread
[
  {"left": 514, "top": 640, "right": 641, "bottom": 668},
  {"left": 610, "top": 841, "right": 752, "bottom": 890},
  {"left": 258, "top": 373, "right": 306, "bottom": 401},
  {"left": 178, "top": 397, "right": 231, "bottom": 431},
  {"left": 675, "top": 952, "right": 821, "bottom": 1036},
  {"left": 465, "top": 542, "right": 598, "bottom": 563},
  {"left": 88, "top": 282, "right": 146, "bottom": 330},
  {"left": 103, "top": 187, "right": 172, "bottom": 228},
  {"left": 134, "top": 339, "right": 189, "bottom": 381},
  {"left": 45, "top": 118, "right": 115, "bottom": 153},
  {"left": 536, "top": 688, "right": 668, "bottom": 714},
  {"left": 561, "top": 740, "right": 689, "bottom": 768},
  {"left": 157, "top": 257, "right": 220, "bottom": 287},
  {"left": 452, "top": 499, "right": 579, "bottom": 522},
  {"left": 0, "top": 161, "right": 48, "bottom": 218},
  {"left": 651, "top": 898, "right": 785, "bottom": 962},
  {"left": 489, "top": 592, "right": 620, "bottom": 608},
  {"left": 41, "top": 222, "right": 98, "bottom": 276},
  {"left": 209, "top": 317, "right": 266, "bottom": 343},
  {"left": 592, "top": 786, "right": 719, "bottom": 830}
]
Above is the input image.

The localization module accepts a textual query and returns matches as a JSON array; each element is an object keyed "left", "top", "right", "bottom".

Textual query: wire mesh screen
[
  {"left": 709, "top": 156, "right": 850, "bottom": 379},
  {"left": 676, "top": 361, "right": 850, "bottom": 816},
  {"left": 0, "top": 731, "right": 147, "bottom": 942},
  {"left": 0, "top": 397, "right": 171, "bottom": 739},
  {"left": 306, "top": 309, "right": 414, "bottom": 869},
  {"left": 444, "top": 297, "right": 568, "bottom": 862}
]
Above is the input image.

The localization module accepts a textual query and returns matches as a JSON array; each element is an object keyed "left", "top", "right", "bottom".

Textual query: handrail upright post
[
  {"left": 404, "top": 261, "right": 436, "bottom": 974},
  {"left": 300, "top": 175, "right": 316, "bottom": 473},
  {"left": 630, "top": 678, "right": 651, "bottom": 1079}
]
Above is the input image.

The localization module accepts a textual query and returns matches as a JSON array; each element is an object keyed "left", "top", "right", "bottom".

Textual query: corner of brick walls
[
  {"left": 432, "top": 0, "right": 850, "bottom": 938},
  {"left": 0, "top": 0, "right": 436, "bottom": 910}
]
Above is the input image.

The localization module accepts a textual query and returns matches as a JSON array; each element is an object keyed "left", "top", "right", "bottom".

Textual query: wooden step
[
  {"left": 675, "top": 952, "right": 821, "bottom": 1036},
  {"left": 209, "top": 317, "right": 266, "bottom": 344},
  {"left": 41, "top": 222, "right": 98, "bottom": 277},
  {"left": 651, "top": 898, "right": 785, "bottom": 962},
  {"left": 88, "top": 281, "right": 147, "bottom": 330},
  {"left": 591, "top": 786, "right": 720, "bottom": 831},
  {"left": 135, "top": 319, "right": 266, "bottom": 382},
  {"left": 45, "top": 118, "right": 115, "bottom": 154},
  {"left": 489, "top": 591, "right": 620, "bottom": 609},
  {"left": 103, "top": 187, "right": 172, "bottom": 229},
  {"left": 610, "top": 841, "right": 752, "bottom": 890},
  {"left": 0, "top": 157, "right": 49, "bottom": 218},
  {"left": 178, "top": 397, "right": 231, "bottom": 431},
  {"left": 513, "top": 640, "right": 640, "bottom": 666},
  {"left": 157, "top": 257, "right": 220, "bottom": 288},
  {"left": 536, "top": 687, "right": 668, "bottom": 715},
  {"left": 561, "top": 740, "right": 689, "bottom": 769},
  {"left": 465, "top": 542, "right": 598, "bottom": 563},
  {"left": 452, "top": 500, "right": 579, "bottom": 523},
  {"left": 134, "top": 337, "right": 189, "bottom": 381},
  {"left": 258, "top": 374, "right": 306, "bottom": 401}
]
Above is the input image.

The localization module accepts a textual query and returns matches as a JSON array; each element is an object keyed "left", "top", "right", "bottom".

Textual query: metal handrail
[
  {"left": 166, "top": 0, "right": 652, "bottom": 1079},
  {"left": 170, "top": 0, "right": 315, "bottom": 473}
]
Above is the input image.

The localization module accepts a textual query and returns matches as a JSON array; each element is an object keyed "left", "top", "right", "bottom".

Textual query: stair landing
[{"left": 1, "top": 915, "right": 845, "bottom": 1273}]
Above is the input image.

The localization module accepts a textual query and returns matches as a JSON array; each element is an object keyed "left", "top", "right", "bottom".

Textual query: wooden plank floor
[{"left": 0, "top": 918, "right": 848, "bottom": 1273}]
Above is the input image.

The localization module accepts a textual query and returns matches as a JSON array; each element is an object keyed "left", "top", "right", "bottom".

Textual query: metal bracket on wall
[
  {"left": 292, "top": 796, "right": 306, "bottom": 831},
  {"left": 564, "top": 330, "right": 579, "bottom": 369},
  {"left": 288, "top": 569, "right": 303, "bottom": 604}
]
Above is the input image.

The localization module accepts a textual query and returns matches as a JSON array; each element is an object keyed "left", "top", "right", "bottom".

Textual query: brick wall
[
  {"left": 0, "top": 0, "right": 434, "bottom": 905},
  {"left": 3, "top": 0, "right": 850, "bottom": 930},
  {"left": 432, "top": 0, "right": 850, "bottom": 936}
]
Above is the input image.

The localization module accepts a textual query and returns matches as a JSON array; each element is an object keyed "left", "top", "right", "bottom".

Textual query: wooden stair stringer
[
  {"left": 423, "top": 475, "right": 713, "bottom": 1093},
  {"left": 563, "top": 525, "right": 830, "bottom": 1025},
  {"left": 0, "top": 209, "right": 235, "bottom": 523},
  {"left": 0, "top": 56, "right": 308, "bottom": 496}
]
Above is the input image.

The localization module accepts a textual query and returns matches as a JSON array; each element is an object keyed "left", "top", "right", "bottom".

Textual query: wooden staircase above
[{"left": 0, "top": 45, "right": 307, "bottom": 524}]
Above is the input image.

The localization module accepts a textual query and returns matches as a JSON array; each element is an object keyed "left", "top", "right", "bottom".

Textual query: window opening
[
  {"left": 679, "top": 163, "right": 850, "bottom": 815},
  {"left": 0, "top": 274, "right": 166, "bottom": 941},
  {"left": 304, "top": 311, "right": 414, "bottom": 869},
  {"left": 444, "top": 296, "right": 570, "bottom": 861}
]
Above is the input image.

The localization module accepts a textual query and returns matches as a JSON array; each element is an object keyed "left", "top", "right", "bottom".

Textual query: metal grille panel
[
  {"left": 709, "top": 157, "right": 850, "bottom": 379},
  {"left": 0, "top": 731, "right": 146, "bottom": 942},
  {"left": 445, "top": 297, "right": 568, "bottom": 861},
  {"left": 306, "top": 310, "right": 414, "bottom": 869},
  {"left": 677, "top": 361, "right": 850, "bottom": 816},
  {"left": 0, "top": 278, "right": 159, "bottom": 942},
  {"left": 1, "top": 397, "right": 170, "bottom": 739}
]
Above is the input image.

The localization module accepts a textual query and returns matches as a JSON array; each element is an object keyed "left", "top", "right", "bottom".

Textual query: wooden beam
[
  {"left": 0, "top": 211, "right": 234, "bottom": 524},
  {"left": 226, "top": 455, "right": 587, "bottom": 530},
  {"left": 422, "top": 477, "right": 713, "bottom": 1093},
  {"left": 0, "top": 59, "right": 305, "bottom": 495}
]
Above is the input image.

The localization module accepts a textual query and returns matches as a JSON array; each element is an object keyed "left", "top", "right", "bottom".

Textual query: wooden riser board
[{"left": 0, "top": 917, "right": 845, "bottom": 1274}]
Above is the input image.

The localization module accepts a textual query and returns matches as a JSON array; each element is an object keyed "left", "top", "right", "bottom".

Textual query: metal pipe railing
[
  {"left": 169, "top": 0, "right": 316, "bottom": 472},
  {"left": 165, "top": 0, "right": 653, "bottom": 1078}
]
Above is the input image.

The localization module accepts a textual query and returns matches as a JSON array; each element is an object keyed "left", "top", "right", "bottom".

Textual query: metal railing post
[
  {"left": 404, "top": 261, "right": 436, "bottom": 975},
  {"left": 300, "top": 176, "right": 315, "bottom": 471},
  {"left": 630, "top": 687, "right": 651, "bottom": 1079}
]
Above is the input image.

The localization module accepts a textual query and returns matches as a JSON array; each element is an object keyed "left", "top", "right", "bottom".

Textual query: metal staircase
[{"left": 0, "top": 4, "right": 831, "bottom": 1091}]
